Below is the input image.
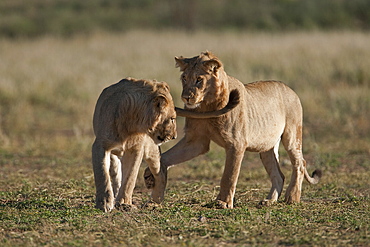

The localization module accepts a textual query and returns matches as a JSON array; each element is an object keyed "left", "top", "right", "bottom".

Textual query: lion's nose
[
  {"left": 182, "top": 93, "right": 194, "bottom": 103},
  {"left": 182, "top": 91, "right": 194, "bottom": 99},
  {"left": 181, "top": 96, "right": 189, "bottom": 104}
]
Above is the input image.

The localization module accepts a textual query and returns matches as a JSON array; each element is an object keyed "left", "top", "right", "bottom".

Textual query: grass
[{"left": 0, "top": 30, "right": 369, "bottom": 246}]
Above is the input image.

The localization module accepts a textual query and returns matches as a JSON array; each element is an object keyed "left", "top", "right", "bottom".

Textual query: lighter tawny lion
[{"left": 144, "top": 52, "right": 321, "bottom": 208}]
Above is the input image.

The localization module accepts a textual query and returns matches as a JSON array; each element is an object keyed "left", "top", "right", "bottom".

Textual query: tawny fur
[
  {"left": 92, "top": 77, "right": 177, "bottom": 212},
  {"left": 144, "top": 52, "right": 321, "bottom": 208}
]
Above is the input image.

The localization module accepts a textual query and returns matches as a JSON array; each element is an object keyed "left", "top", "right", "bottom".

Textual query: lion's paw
[
  {"left": 96, "top": 196, "right": 114, "bottom": 212},
  {"left": 115, "top": 203, "right": 138, "bottom": 212},
  {"left": 141, "top": 200, "right": 162, "bottom": 210},
  {"left": 257, "top": 199, "right": 276, "bottom": 208},
  {"left": 284, "top": 195, "right": 300, "bottom": 204},
  {"left": 216, "top": 200, "right": 233, "bottom": 209},
  {"left": 204, "top": 200, "right": 233, "bottom": 209}
]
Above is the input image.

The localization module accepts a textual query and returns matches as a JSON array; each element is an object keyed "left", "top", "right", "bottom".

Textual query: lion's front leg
[
  {"left": 217, "top": 146, "right": 244, "bottom": 209},
  {"left": 150, "top": 163, "right": 167, "bottom": 203},
  {"left": 92, "top": 140, "right": 115, "bottom": 212},
  {"left": 144, "top": 135, "right": 210, "bottom": 189},
  {"left": 143, "top": 141, "right": 167, "bottom": 203}
]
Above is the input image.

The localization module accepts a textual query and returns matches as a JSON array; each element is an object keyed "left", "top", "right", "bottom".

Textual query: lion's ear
[
  {"left": 202, "top": 59, "right": 222, "bottom": 74},
  {"left": 175, "top": 56, "right": 188, "bottom": 71},
  {"left": 148, "top": 95, "right": 168, "bottom": 132},
  {"left": 153, "top": 95, "right": 168, "bottom": 109},
  {"left": 156, "top": 81, "right": 170, "bottom": 92}
]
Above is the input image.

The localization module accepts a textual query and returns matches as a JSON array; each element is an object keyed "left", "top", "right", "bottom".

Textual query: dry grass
[
  {"left": 0, "top": 30, "right": 369, "bottom": 246},
  {"left": 0, "top": 31, "right": 369, "bottom": 153}
]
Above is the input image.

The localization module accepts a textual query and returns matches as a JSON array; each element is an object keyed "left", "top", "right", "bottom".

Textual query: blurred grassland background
[
  {"left": 0, "top": 0, "right": 370, "bottom": 246},
  {"left": 0, "top": 0, "right": 369, "bottom": 37},
  {"left": 1, "top": 31, "right": 369, "bottom": 156}
]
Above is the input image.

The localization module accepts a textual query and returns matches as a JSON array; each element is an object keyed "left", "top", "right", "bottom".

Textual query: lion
[
  {"left": 92, "top": 77, "right": 240, "bottom": 212},
  {"left": 92, "top": 77, "right": 177, "bottom": 212},
  {"left": 144, "top": 52, "right": 321, "bottom": 208}
]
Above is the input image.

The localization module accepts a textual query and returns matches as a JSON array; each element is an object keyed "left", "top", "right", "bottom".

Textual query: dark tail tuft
[
  {"left": 228, "top": 89, "right": 240, "bottom": 109},
  {"left": 312, "top": 169, "right": 322, "bottom": 180}
]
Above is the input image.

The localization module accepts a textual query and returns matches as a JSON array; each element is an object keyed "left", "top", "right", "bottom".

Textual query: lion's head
[
  {"left": 147, "top": 81, "right": 177, "bottom": 145},
  {"left": 175, "top": 51, "right": 227, "bottom": 110}
]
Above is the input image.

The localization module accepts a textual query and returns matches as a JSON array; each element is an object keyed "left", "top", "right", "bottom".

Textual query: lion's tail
[
  {"left": 304, "top": 168, "right": 322, "bottom": 185},
  {"left": 175, "top": 89, "right": 240, "bottom": 119}
]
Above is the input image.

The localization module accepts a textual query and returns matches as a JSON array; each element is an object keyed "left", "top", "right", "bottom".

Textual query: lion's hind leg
[
  {"left": 282, "top": 125, "right": 305, "bottom": 204},
  {"left": 259, "top": 141, "right": 285, "bottom": 206},
  {"left": 92, "top": 140, "right": 115, "bottom": 212}
]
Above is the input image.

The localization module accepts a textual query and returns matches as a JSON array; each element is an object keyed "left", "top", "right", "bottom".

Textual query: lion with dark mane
[{"left": 92, "top": 77, "right": 239, "bottom": 212}]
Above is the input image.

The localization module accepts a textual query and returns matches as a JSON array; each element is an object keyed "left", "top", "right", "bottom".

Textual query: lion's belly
[
  {"left": 244, "top": 112, "right": 285, "bottom": 153},
  {"left": 207, "top": 114, "right": 285, "bottom": 153},
  {"left": 245, "top": 126, "right": 284, "bottom": 152}
]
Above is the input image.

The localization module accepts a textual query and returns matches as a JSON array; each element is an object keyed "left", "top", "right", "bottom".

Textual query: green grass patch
[{"left": 1, "top": 150, "right": 369, "bottom": 246}]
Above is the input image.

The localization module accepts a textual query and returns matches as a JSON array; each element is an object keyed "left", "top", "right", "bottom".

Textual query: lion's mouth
[
  {"left": 185, "top": 102, "right": 201, "bottom": 109},
  {"left": 155, "top": 135, "right": 175, "bottom": 145},
  {"left": 157, "top": 136, "right": 166, "bottom": 143}
]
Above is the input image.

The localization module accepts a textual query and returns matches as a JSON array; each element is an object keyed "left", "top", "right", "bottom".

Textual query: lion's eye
[
  {"left": 196, "top": 77, "right": 202, "bottom": 85},
  {"left": 182, "top": 76, "right": 186, "bottom": 83}
]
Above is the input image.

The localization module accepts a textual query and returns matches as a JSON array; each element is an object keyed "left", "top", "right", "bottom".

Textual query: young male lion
[
  {"left": 92, "top": 77, "right": 239, "bottom": 212},
  {"left": 92, "top": 77, "right": 178, "bottom": 212},
  {"left": 144, "top": 52, "right": 321, "bottom": 208}
]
